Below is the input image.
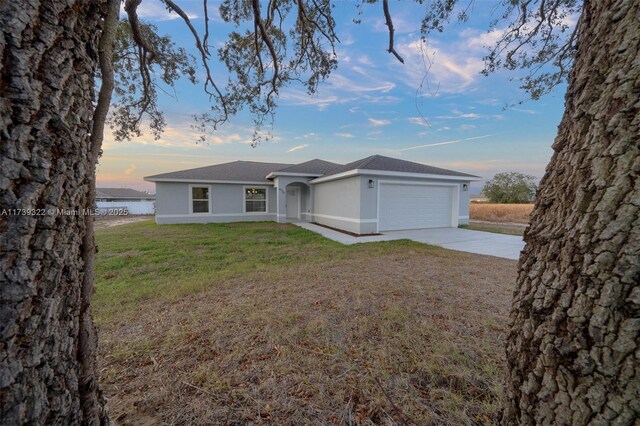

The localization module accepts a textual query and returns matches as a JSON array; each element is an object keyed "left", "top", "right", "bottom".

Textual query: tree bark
[
  {"left": 79, "top": 0, "right": 119, "bottom": 421},
  {"left": 0, "top": 1, "right": 110, "bottom": 424},
  {"left": 503, "top": 0, "right": 640, "bottom": 424}
]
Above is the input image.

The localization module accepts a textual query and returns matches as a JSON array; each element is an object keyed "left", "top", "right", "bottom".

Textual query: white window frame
[
  {"left": 243, "top": 185, "right": 269, "bottom": 214},
  {"left": 189, "top": 184, "right": 211, "bottom": 214}
]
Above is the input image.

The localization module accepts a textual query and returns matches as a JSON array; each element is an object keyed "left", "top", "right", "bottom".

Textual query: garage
[{"left": 378, "top": 182, "right": 456, "bottom": 231}]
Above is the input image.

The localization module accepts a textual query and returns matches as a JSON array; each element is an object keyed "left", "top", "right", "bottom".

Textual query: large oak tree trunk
[
  {"left": 0, "top": 1, "right": 109, "bottom": 424},
  {"left": 503, "top": 0, "right": 639, "bottom": 424}
]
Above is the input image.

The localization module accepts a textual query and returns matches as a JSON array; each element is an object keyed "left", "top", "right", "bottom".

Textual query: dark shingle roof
[
  {"left": 322, "top": 155, "right": 479, "bottom": 179},
  {"left": 96, "top": 188, "right": 155, "bottom": 199},
  {"left": 144, "top": 161, "right": 292, "bottom": 183},
  {"left": 144, "top": 156, "right": 478, "bottom": 183},
  {"left": 276, "top": 159, "right": 341, "bottom": 175}
]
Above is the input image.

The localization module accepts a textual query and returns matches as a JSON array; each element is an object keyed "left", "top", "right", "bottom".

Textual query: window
[
  {"left": 245, "top": 187, "right": 267, "bottom": 212},
  {"left": 191, "top": 186, "right": 209, "bottom": 213}
]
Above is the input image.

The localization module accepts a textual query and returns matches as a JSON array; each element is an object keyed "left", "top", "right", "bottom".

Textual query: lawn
[
  {"left": 95, "top": 221, "right": 517, "bottom": 425},
  {"left": 460, "top": 223, "right": 525, "bottom": 236}
]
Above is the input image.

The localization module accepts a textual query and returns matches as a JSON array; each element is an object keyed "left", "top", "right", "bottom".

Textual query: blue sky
[{"left": 97, "top": 0, "right": 570, "bottom": 194}]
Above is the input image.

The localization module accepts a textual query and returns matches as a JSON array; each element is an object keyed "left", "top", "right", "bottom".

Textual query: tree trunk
[
  {"left": 503, "top": 0, "right": 640, "bottom": 424},
  {"left": 0, "top": 1, "right": 109, "bottom": 424}
]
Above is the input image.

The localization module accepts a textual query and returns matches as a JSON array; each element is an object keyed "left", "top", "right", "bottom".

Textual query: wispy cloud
[
  {"left": 294, "top": 132, "right": 318, "bottom": 140},
  {"left": 279, "top": 88, "right": 352, "bottom": 111},
  {"left": 119, "top": 0, "right": 198, "bottom": 21},
  {"left": 123, "top": 164, "right": 136, "bottom": 176},
  {"left": 436, "top": 109, "right": 503, "bottom": 120},
  {"left": 460, "top": 28, "right": 506, "bottom": 51},
  {"left": 287, "top": 144, "right": 309, "bottom": 152},
  {"left": 398, "top": 134, "right": 493, "bottom": 151},
  {"left": 509, "top": 107, "right": 538, "bottom": 114},
  {"left": 395, "top": 39, "right": 484, "bottom": 94},
  {"left": 335, "top": 133, "right": 355, "bottom": 138},
  {"left": 211, "top": 133, "right": 243, "bottom": 145},
  {"left": 329, "top": 73, "right": 396, "bottom": 93},
  {"left": 407, "top": 117, "right": 430, "bottom": 127},
  {"left": 369, "top": 118, "right": 391, "bottom": 127}
]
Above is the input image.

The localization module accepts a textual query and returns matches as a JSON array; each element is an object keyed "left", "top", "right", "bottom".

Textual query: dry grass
[
  {"left": 96, "top": 222, "right": 517, "bottom": 425},
  {"left": 469, "top": 204, "right": 533, "bottom": 224},
  {"left": 461, "top": 223, "right": 526, "bottom": 236}
]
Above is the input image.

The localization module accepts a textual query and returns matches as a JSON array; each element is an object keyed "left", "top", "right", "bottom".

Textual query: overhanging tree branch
[
  {"left": 251, "top": 0, "right": 280, "bottom": 98},
  {"left": 161, "top": 0, "right": 228, "bottom": 122},
  {"left": 383, "top": 0, "right": 404, "bottom": 64}
]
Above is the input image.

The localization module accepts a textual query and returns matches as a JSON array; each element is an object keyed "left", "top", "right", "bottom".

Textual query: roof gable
[
  {"left": 275, "top": 159, "right": 341, "bottom": 175},
  {"left": 322, "top": 155, "right": 479, "bottom": 179}
]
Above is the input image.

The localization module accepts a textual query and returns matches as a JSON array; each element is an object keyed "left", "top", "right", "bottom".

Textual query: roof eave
[
  {"left": 144, "top": 177, "right": 274, "bottom": 185},
  {"left": 310, "top": 169, "right": 481, "bottom": 184},
  {"left": 265, "top": 171, "right": 324, "bottom": 179}
]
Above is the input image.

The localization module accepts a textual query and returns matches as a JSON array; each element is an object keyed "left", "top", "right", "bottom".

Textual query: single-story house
[
  {"left": 95, "top": 188, "right": 155, "bottom": 215},
  {"left": 144, "top": 155, "right": 480, "bottom": 234}
]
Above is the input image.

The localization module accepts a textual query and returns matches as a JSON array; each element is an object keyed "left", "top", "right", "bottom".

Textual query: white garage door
[{"left": 378, "top": 183, "right": 455, "bottom": 231}]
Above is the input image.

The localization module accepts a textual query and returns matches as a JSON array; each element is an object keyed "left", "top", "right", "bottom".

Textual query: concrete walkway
[{"left": 294, "top": 223, "right": 524, "bottom": 260}]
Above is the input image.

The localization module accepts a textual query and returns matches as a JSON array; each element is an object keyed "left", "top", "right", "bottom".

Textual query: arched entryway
[{"left": 284, "top": 182, "right": 310, "bottom": 221}]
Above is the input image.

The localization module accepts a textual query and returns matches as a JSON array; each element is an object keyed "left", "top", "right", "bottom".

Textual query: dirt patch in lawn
[
  {"left": 311, "top": 222, "right": 382, "bottom": 237},
  {"left": 99, "top": 249, "right": 516, "bottom": 425},
  {"left": 94, "top": 215, "right": 153, "bottom": 230}
]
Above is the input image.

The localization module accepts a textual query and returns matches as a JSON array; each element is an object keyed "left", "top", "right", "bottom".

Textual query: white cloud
[
  {"left": 120, "top": 0, "right": 198, "bottom": 21},
  {"left": 407, "top": 117, "right": 430, "bottom": 127},
  {"left": 435, "top": 109, "right": 503, "bottom": 120},
  {"left": 398, "top": 134, "right": 493, "bottom": 151},
  {"left": 329, "top": 73, "right": 396, "bottom": 93},
  {"left": 279, "top": 88, "right": 353, "bottom": 110},
  {"left": 287, "top": 144, "right": 308, "bottom": 152},
  {"left": 436, "top": 112, "right": 481, "bottom": 119},
  {"left": 210, "top": 136, "right": 229, "bottom": 145},
  {"left": 294, "top": 132, "right": 318, "bottom": 140},
  {"left": 369, "top": 118, "right": 391, "bottom": 127},
  {"left": 358, "top": 55, "right": 374, "bottom": 66},
  {"left": 509, "top": 107, "right": 539, "bottom": 114},
  {"left": 123, "top": 164, "right": 136, "bottom": 176},
  {"left": 335, "top": 133, "right": 355, "bottom": 138},
  {"left": 395, "top": 39, "right": 485, "bottom": 94},
  {"left": 461, "top": 28, "right": 506, "bottom": 50}
]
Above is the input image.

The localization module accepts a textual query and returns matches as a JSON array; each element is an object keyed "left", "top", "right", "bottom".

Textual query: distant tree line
[{"left": 482, "top": 172, "right": 537, "bottom": 203}]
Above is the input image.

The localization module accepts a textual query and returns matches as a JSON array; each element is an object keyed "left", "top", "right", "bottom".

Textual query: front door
[{"left": 286, "top": 187, "right": 300, "bottom": 219}]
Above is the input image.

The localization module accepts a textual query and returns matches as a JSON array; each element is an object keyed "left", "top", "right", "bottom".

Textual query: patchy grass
[
  {"left": 460, "top": 223, "right": 525, "bottom": 236},
  {"left": 469, "top": 203, "right": 533, "bottom": 224},
  {"left": 95, "top": 221, "right": 517, "bottom": 425}
]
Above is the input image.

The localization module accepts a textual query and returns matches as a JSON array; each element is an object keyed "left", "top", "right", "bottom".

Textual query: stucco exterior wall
[
  {"left": 153, "top": 174, "right": 472, "bottom": 230},
  {"left": 311, "top": 176, "right": 362, "bottom": 234},
  {"left": 156, "top": 182, "right": 189, "bottom": 215},
  {"left": 154, "top": 182, "right": 276, "bottom": 224}
]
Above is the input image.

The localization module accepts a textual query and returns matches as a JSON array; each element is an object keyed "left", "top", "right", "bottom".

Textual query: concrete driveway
[
  {"left": 295, "top": 223, "right": 525, "bottom": 260},
  {"left": 383, "top": 228, "right": 525, "bottom": 260}
]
